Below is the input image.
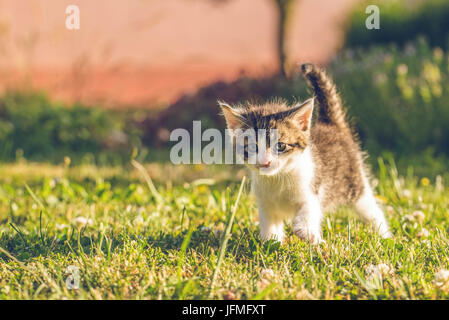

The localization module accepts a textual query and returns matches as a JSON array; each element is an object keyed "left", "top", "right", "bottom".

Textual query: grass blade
[
  {"left": 131, "top": 159, "right": 163, "bottom": 204},
  {"left": 24, "top": 183, "right": 46, "bottom": 211},
  {"left": 208, "top": 176, "right": 246, "bottom": 298}
]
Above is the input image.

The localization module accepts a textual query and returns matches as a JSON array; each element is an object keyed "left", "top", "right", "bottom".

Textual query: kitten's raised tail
[{"left": 301, "top": 63, "right": 348, "bottom": 130}]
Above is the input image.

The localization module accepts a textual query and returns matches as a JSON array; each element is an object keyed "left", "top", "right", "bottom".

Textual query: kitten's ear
[
  {"left": 290, "top": 98, "right": 314, "bottom": 131},
  {"left": 218, "top": 101, "right": 242, "bottom": 130}
]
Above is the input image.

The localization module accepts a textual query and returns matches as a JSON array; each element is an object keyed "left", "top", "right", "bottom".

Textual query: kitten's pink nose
[
  {"left": 258, "top": 159, "right": 271, "bottom": 168},
  {"left": 257, "top": 153, "right": 272, "bottom": 168},
  {"left": 260, "top": 161, "right": 271, "bottom": 168}
]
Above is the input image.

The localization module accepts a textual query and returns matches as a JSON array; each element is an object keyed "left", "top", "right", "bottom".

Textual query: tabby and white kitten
[{"left": 219, "top": 63, "right": 391, "bottom": 244}]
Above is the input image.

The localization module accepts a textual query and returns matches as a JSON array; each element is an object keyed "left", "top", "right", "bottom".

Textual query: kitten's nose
[
  {"left": 257, "top": 153, "right": 272, "bottom": 168},
  {"left": 258, "top": 159, "right": 271, "bottom": 168},
  {"left": 260, "top": 161, "right": 271, "bottom": 168}
]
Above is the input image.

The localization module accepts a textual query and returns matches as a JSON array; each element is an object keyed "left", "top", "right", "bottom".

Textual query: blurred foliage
[
  {"left": 143, "top": 38, "right": 449, "bottom": 173},
  {"left": 1, "top": 40, "right": 449, "bottom": 174},
  {"left": 0, "top": 91, "right": 149, "bottom": 164},
  {"left": 331, "top": 38, "right": 449, "bottom": 159},
  {"left": 343, "top": 0, "right": 449, "bottom": 50}
]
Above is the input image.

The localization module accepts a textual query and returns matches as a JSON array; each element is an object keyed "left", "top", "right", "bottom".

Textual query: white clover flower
[
  {"left": 413, "top": 210, "right": 425, "bottom": 224},
  {"left": 49, "top": 178, "right": 56, "bottom": 188},
  {"left": 421, "top": 239, "right": 432, "bottom": 249},
  {"left": 199, "top": 226, "right": 212, "bottom": 234},
  {"left": 72, "top": 216, "right": 93, "bottom": 228},
  {"left": 402, "top": 189, "right": 412, "bottom": 198},
  {"left": 176, "top": 196, "right": 190, "bottom": 206},
  {"left": 434, "top": 269, "right": 449, "bottom": 292},
  {"left": 257, "top": 278, "right": 271, "bottom": 289},
  {"left": 56, "top": 223, "right": 68, "bottom": 230},
  {"left": 397, "top": 64, "right": 408, "bottom": 76},
  {"left": 366, "top": 263, "right": 394, "bottom": 278},
  {"left": 365, "top": 263, "right": 394, "bottom": 290},
  {"left": 133, "top": 215, "right": 145, "bottom": 227},
  {"left": 260, "top": 268, "right": 275, "bottom": 280},
  {"left": 257, "top": 269, "right": 274, "bottom": 290},
  {"left": 417, "top": 228, "right": 430, "bottom": 238},
  {"left": 11, "top": 202, "right": 19, "bottom": 212},
  {"left": 377, "top": 264, "right": 393, "bottom": 276}
]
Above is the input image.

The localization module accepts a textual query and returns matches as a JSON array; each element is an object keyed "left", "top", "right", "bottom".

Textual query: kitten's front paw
[
  {"left": 260, "top": 233, "right": 284, "bottom": 244},
  {"left": 293, "top": 226, "right": 322, "bottom": 245},
  {"left": 376, "top": 224, "right": 392, "bottom": 239},
  {"left": 370, "top": 218, "right": 392, "bottom": 239}
]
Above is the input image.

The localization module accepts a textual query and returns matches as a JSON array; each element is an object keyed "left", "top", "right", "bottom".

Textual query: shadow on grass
[
  {"left": 0, "top": 222, "right": 284, "bottom": 265},
  {"left": 144, "top": 227, "right": 284, "bottom": 262}
]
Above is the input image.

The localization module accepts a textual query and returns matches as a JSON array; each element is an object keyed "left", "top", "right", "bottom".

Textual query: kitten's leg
[
  {"left": 354, "top": 186, "right": 392, "bottom": 238},
  {"left": 292, "top": 195, "right": 323, "bottom": 244},
  {"left": 259, "top": 209, "right": 284, "bottom": 243}
]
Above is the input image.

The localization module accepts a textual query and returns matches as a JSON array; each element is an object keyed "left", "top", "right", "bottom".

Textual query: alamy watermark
[
  {"left": 66, "top": 5, "right": 80, "bottom": 30},
  {"left": 169, "top": 121, "right": 280, "bottom": 167},
  {"left": 64, "top": 4, "right": 379, "bottom": 31},
  {"left": 365, "top": 5, "right": 380, "bottom": 30},
  {"left": 65, "top": 265, "right": 80, "bottom": 290}
]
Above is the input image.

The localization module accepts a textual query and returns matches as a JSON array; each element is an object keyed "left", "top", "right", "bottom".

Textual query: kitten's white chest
[
  {"left": 251, "top": 149, "right": 316, "bottom": 219},
  {"left": 252, "top": 171, "right": 310, "bottom": 219}
]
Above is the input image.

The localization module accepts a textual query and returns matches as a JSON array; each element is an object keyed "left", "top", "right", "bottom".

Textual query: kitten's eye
[{"left": 275, "top": 142, "right": 286, "bottom": 152}]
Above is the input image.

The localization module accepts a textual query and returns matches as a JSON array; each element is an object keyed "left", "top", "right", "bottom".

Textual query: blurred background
[
  {"left": 0, "top": 0, "right": 358, "bottom": 106},
  {"left": 1, "top": 0, "right": 449, "bottom": 176}
]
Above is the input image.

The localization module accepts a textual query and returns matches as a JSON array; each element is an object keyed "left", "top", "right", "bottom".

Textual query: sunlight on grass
[{"left": 0, "top": 159, "right": 448, "bottom": 299}]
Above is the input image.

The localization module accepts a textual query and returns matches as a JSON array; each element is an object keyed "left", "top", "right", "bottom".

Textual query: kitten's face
[{"left": 220, "top": 99, "right": 314, "bottom": 176}]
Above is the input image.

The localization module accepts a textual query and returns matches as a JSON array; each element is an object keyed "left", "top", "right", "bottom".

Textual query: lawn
[{"left": 0, "top": 158, "right": 448, "bottom": 300}]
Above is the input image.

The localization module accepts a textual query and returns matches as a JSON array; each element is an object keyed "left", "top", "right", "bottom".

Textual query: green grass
[{"left": 0, "top": 159, "right": 449, "bottom": 300}]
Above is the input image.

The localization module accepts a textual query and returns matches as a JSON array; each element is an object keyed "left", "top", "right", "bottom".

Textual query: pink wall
[{"left": 0, "top": 0, "right": 359, "bottom": 106}]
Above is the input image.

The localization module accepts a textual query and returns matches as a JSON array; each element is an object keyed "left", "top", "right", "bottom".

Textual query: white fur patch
[{"left": 252, "top": 147, "right": 391, "bottom": 243}]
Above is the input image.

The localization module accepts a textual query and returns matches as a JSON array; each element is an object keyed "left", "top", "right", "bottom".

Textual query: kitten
[{"left": 219, "top": 63, "right": 391, "bottom": 244}]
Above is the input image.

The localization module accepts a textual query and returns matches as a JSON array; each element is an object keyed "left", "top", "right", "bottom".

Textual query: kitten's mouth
[{"left": 256, "top": 162, "right": 281, "bottom": 176}]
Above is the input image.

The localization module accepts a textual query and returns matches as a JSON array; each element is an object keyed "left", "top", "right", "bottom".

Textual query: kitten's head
[{"left": 219, "top": 98, "right": 314, "bottom": 176}]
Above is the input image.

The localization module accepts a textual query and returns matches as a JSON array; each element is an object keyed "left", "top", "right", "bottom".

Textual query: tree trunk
[{"left": 275, "top": 0, "right": 294, "bottom": 77}]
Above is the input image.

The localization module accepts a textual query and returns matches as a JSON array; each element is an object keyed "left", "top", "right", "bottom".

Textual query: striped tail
[{"left": 301, "top": 63, "right": 348, "bottom": 130}]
